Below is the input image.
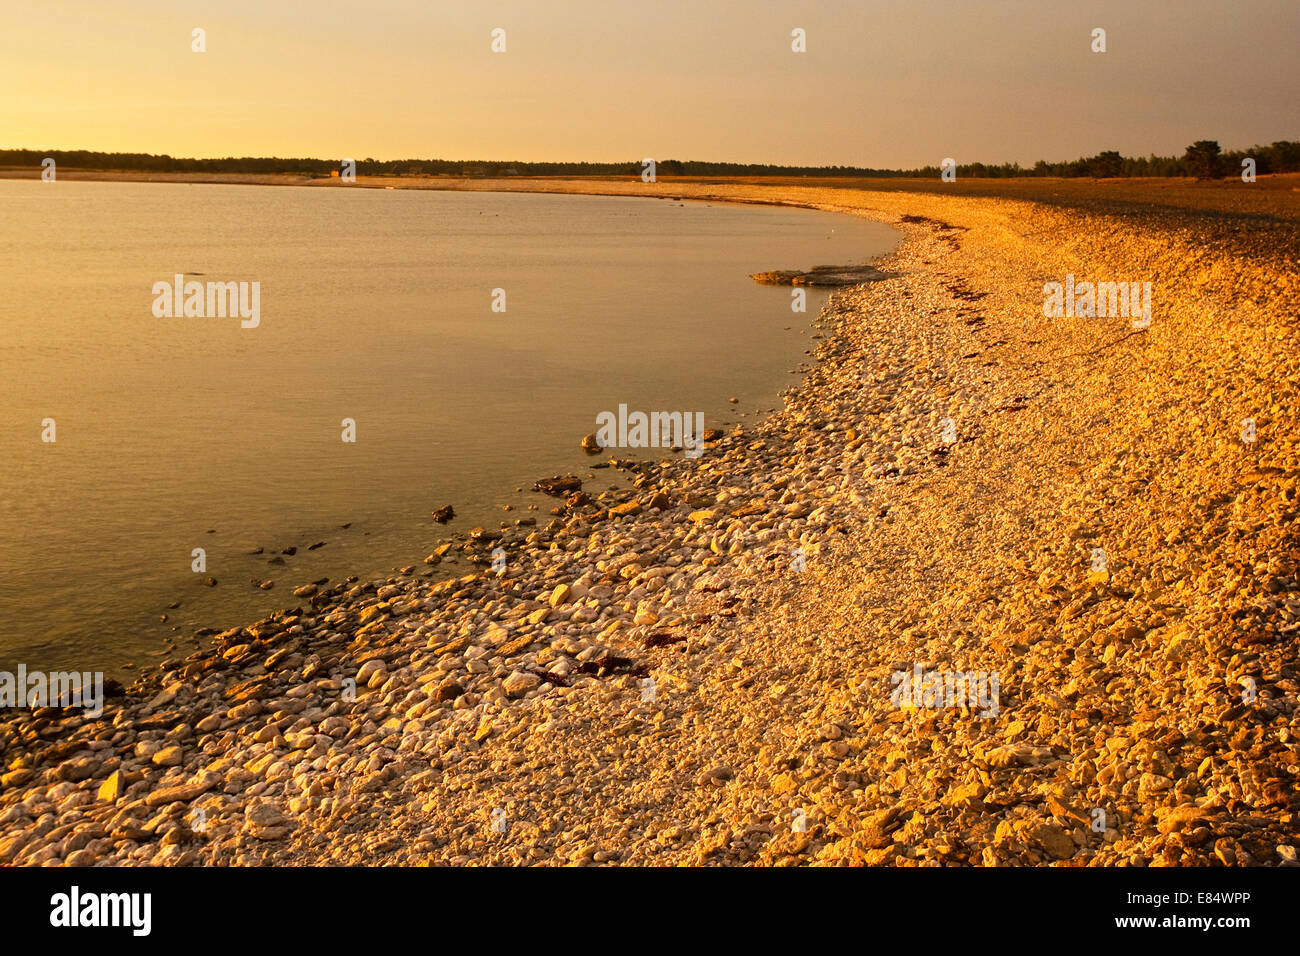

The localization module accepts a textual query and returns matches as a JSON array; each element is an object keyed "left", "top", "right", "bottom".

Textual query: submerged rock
[
  {"left": 535, "top": 475, "right": 583, "bottom": 496},
  {"left": 749, "top": 263, "right": 891, "bottom": 286}
]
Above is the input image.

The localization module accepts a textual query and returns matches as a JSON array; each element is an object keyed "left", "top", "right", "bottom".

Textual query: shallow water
[{"left": 0, "top": 180, "right": 896, "bottom": 675}]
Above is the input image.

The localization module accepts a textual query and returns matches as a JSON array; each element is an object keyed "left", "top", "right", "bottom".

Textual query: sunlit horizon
[{"left": 2, "top": 0, "right": 1297, "bottom": 168}]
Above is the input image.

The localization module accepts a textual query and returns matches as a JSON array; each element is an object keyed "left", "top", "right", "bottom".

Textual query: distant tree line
[
  {"left": 908, "top": 141, "right": 1300, "bottom": 180},
  {"left": 1, "top": 141, "right": 1296, "bottom": 179}
]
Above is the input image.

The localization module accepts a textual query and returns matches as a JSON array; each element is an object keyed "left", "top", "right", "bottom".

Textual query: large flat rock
[{"left": 749, "top": 263, "right": 892, "bottom": 286}]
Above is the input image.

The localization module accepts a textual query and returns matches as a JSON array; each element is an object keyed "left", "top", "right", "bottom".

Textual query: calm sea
[{"left": 0, "top": 180, "right": 896, "bottom": 675}]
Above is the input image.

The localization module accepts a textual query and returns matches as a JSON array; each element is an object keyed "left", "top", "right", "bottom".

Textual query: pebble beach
[{"left": 2, "top": 176, "right": 1298, "bottom": 867}]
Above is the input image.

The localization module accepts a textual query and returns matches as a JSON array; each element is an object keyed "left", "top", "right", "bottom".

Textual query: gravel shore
[{"left": 2, "top": 181, "right": 1297, "bottom": 867}]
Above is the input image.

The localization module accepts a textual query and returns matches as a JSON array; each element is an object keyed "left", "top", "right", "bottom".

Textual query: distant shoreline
[{"left": 3, "top": 166, "right": 1298, "bottom": 222}]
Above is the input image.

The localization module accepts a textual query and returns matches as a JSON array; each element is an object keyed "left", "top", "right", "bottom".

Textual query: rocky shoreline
[{"left": 2, "top": 182, "right": 1297, "bottom": 867}]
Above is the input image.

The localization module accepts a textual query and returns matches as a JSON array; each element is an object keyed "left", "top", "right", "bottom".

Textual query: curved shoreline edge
[{"left": 1, "top": 179, "right": 1297, "bottom": 867}]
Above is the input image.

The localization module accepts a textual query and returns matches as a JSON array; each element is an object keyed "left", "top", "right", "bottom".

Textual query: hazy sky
[{"left": 3, "top": 0, "right": 1296, "bottom": 167}]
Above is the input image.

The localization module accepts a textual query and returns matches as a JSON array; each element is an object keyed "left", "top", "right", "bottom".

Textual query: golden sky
[{"left": 2, "top": 0, "right": 1296, "bottom": 166}]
